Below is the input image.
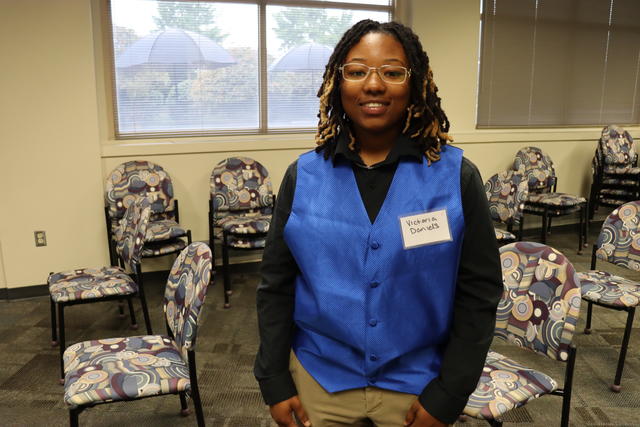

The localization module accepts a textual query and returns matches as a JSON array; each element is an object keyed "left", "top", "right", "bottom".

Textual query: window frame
[{"left": 106, "top": 0, "right": 396, "bottom": 139}]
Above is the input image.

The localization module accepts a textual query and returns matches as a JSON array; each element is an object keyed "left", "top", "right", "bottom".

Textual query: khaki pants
[{"left": 289, "top": 351, "right": 418, "bottom": 427}]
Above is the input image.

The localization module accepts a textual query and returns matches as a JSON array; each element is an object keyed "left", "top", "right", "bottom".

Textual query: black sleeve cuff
[
  {"left": 418, "top": 378, "right": 468, "bottom": 424},
  {"left": 257, "top": 371, "right": 298, "bottom": 406}
]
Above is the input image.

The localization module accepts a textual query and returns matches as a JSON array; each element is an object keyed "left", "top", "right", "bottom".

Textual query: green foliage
[
  {"left": 273, "top": 8, "right": 353, "bottom": 50},
  {"left": 153, "top": 2, "right": 227, "bottom": 42},
  {"left": 112, "top": 26, "right": 138, "bottom": 55}
]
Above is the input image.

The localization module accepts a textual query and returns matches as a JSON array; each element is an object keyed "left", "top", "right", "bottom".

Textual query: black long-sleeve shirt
[{"left": 255, "top": 134, "right": 503, "bottom": 424}]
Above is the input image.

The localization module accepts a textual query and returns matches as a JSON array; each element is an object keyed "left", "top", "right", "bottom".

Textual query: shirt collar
[{"left": 332, "top": 131, "right": 424, "bottom": 168}]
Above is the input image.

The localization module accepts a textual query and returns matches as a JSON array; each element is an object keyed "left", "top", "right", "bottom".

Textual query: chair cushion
[
  {"left": 49, "top": 267, "right": 136, "bottom": 303},
  {"left": 463, "top": 351, "right": 558, "bottom": 420},
  {"left": 604, "top": 165, "right": 640, "bottom": 174},
  {"left": 602, "top": 178, "right": 637, "bottom": 185},
  {"left": 494, "top": 228, "right": 516, "bottom": 242},
  {"left": 212, "top": 227, "right": 267, "bottom": 249},
  {"left": 145, "top": 219, "right": 186, "bottom": 242},
  {"left": 63, "top": 335, "right": 189, "bottom": 408},
  {"left": 217, "top": 214, "right": 271, "bottom": 234},
  {"left": 577, "top": 271, "right": 640, "bottom": 307},
  {"left": 141, "top": 238, "right": 187, "bottom": 257},
  {"left": 526, "top": 193, "right": 586, "bottom": 207}
]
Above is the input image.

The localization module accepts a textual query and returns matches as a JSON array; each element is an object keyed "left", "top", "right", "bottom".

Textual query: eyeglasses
[{"left": 339, "top": 62, "right": 411, "bottom": 84}]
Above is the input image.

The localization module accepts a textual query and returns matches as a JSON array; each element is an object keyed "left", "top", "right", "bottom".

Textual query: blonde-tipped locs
[{"left": 314, "top": 20, "right": 452, "bottom": 164}]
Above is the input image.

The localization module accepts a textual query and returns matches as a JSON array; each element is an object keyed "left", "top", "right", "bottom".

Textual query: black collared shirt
[{"left": 254, "top": 134, "right": 502, "bottom": 424}]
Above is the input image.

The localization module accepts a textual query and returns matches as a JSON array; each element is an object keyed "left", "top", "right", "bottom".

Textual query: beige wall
[
  {"left": 1, "top": 0, "right": 639, "bottom": 288},
  {"left": 0, "top": 0, "right": 107, "bottom": 289}
]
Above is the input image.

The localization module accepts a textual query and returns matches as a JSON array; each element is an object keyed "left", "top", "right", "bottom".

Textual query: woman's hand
[
  {"left": 404, "top": 400, "right": 447, "bottom": 427},
  {"left": 269, "top": 396, "right": 311, "bottom": 427}
]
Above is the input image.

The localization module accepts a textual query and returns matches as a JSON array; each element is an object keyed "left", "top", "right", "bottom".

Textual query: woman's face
[{"left": 340, "top": 32, "right": 411, "bottom": 141}]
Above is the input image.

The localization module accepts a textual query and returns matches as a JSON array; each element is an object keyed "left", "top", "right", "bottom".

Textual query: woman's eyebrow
[{"left": 346, "top": 57, "right": 405, "bottom": 64}]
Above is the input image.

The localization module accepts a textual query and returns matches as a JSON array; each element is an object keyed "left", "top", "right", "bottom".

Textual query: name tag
[{"left": 399, "top": 209, "right": 452, "bottom": 249}]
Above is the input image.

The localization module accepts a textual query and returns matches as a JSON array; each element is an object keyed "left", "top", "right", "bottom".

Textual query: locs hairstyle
[{"left": 315, "top": 19, "right": 452, "bottom": 164}]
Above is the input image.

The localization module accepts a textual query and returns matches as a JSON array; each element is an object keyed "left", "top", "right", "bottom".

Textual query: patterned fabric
[
  {"left": 594, "top": 202, "right": 640, "bottom": 269},
  {"left": 49, "top": 267, "right": 136, "bottom": 303},
  {"left": 578, "top": 271, "right": 640, "bottom": 308},
  {"left": 218, "top": 214, "right": 271, "bottom": 234},
  {"left": 145, "top": 219, "right": 187, "bottom": 242},
  {"left": 498, "top": 242, "right": 581, "bottom": 361},
  {"left": 63, "top": 335, "right": 189, "bottom": 408},
  {"left": 164, "top": 242, "right": 212, "bottom": 359},
  {"left": 526, "top": 193, "right": 586, "bottom": 207},
  {"left": 463, "top": 350, "right": 557, "bottom": 420},
  {"left": 212, "top": 227, "right": 267, "bottom": 248},
  {"left": 602, "top": 178, "right": 638, "bottom": 185},
  {"left": 105, "top": 161, "right": 176, "bottom": 220},
  {"left": 211, "top": 157, "right": 274, "bottom": 213},
  {"left": 495, "top": 228, "right": 516, "bottom": 242},
  {"left": 485, "top": 170, "right": 528, "bottom": 226},
  {"left": 600, "top": 125, "right": 636, "bottom": 166},
  {"left": 115, "top": 197, "right": 152, "bottom": 271},
  {"left": 513, "top": 147, "right": 555, "bottom": 192},
  {"left": 604, "top": 165, "right": 640, "bottom": 174},
  {"left": 141, "top": 238, "right": 187, "bottom": 257}
]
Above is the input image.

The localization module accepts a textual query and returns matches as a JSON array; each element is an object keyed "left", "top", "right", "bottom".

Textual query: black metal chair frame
[
  {"left": 67, "top": 318, "right": 204, "bottom": 426},
  {"left": 582, "top": 244, "right": 637, "bottom": 392},
  {"left": 50, "top": 261, "right": 152, "bottom": 383},
  {"left": 589, "top": 161, "right": 640, "bottom": 220},
  {"left": 208, "top": 195, "right": 274, "bottom": 308},
  {"left": 482, "top": 344, "right": 577, "bottom": 427},
  {"left": 105, "top": 199, "right": 188, "bottom": 266},
  {"left": 521, "top": 177, "right": 589, "bottom": 253}
]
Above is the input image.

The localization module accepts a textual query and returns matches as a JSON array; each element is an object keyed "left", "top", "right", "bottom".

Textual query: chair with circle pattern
[
  {"left": 589, "top": 126, "right": 640, "bottom": 218},
  {"left": 463, "top": 242, "right": 580, "bottom": 427},
  {"left": 209, "top": 157, "right": 274, "bottom": 308},
  {"left": 513, "top": 147, "right": 588, "bottom": 252},
  {"left": 485, "top": 169, "right": 529, "bottom": 244},
  {"left": 63, "top": 242, "right": 213, "bottom": 427},
  {"left": 49, "top": 196, "right": 154, "bottom": 383},
  {"left": 577, "top": 201, "right": 640, "bottom": 392},
  {"left": 105, "top": 160, "right": 191, "bottom": 267}
]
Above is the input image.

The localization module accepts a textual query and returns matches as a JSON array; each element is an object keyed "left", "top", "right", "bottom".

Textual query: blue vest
[{"left": 284, "top": 146, "right": 464, "bottom": 395}]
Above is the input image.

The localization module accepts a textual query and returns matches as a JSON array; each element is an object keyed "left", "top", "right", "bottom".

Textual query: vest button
[
  {"left": 369, "top": 319, "right": 378, "bottom": 327},
  {"left": 370, "top": 241, "right": 380, "bottom": 250},
  {"left": 370, "top": 354, "right": 378, "bottom": 361},
  {"left": 370, "top": 281, "right": 379, "bottom": 288}
]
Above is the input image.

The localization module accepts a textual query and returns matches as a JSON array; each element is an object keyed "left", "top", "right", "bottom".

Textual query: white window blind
[
  {"left": 478, "top": 0, "right": 640, "bottom": 128},
  {"left": 108, "top": 0, "right": 393, "bottom": 138}
]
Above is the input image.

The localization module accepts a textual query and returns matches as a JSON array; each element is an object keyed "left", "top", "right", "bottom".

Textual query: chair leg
[
  {"left": 50, "top": 297, "right": 58, "bottom": 346},
  {"left": 187, "top": 229, "right": 192, "bottom": 244},
  {"left": 127, "top": 298, "right": 138, "bottom": 330},
  {"left": 584, "top": 302, "right": 593, "bottom": 334},
  {"left": 117, "top": 300, "right": 126, "bottom": 318},
  {"left": 189, "top": 366, "right": 205, "bottom": 426},
  {"left": 489, "top": 419, "right": 502, "bottom": 427},
  {"left": 138, "top": 292, "right": 153, "bottom": 335},
  {"left": 611, "top": 307, "right": 635, "bottom": 392},
  {"left": 541, "top": 208, "right": 548, "bottom": 244},
  {"left": 578, "top": 206, "right": 584, "bottom": 254},
  {"left": 222, "top": 232, "right": 231, "bottom": 309},
  {"left": 69, "top": 406, "right": 83, "bottom": 427},
  {"left": 58, "top": 303, "right": 66, "bottom": 384},
  {"left": 179, "top": 391, "right": 191, "bottom": 416},
  {"left": 560, "top": 345, "right": 577, "bottom": 427}
]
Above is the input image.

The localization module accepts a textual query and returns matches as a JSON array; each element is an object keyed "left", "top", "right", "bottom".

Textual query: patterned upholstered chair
[
  {"left": 463, "top": 242, "right": 580, "bottom": 427},
  {"left": 49, "top": 197, "right": 154, "bottom": 383},
  {"left": 105, "top": 160, "right": 191, "bottom": 266},
  {"left": 577, "top": 201, "right": 640, "bottom": 392},
  {"left": 209, "top": 157, "right": 274, "bottom": 308},
  {"left": 513, "top": 147, "right": 588, "bottom": 252},
  {"left": 485, "top": 169, "right": 529, "bottom": 245},
  {"left": 63, "top": 242, "right": 212, "bottom": 427},
  {"left": 589, "top": 126, "right": 640, "bottom": 219}
]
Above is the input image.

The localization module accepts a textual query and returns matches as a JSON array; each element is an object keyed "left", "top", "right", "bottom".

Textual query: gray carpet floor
[{"left": 1, "top": 220, "right": 639, "bottom": 426}]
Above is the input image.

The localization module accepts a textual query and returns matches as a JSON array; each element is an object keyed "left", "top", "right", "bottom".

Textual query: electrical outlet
[{"left": 34, "top": 230, "right": 47, "bottom": 247}]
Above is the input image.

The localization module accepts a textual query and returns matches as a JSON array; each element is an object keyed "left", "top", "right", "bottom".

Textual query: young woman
[{"left": 255, "top": 20, "right": 502, "bottom": 427}]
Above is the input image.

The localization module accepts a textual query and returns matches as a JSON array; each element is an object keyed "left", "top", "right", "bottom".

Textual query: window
[
  {"left": 477, "top": 0, "right": 640, "bottom": 128},
  {"left": 108, "top": 0, "right": 394, "bottom": 138}
]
